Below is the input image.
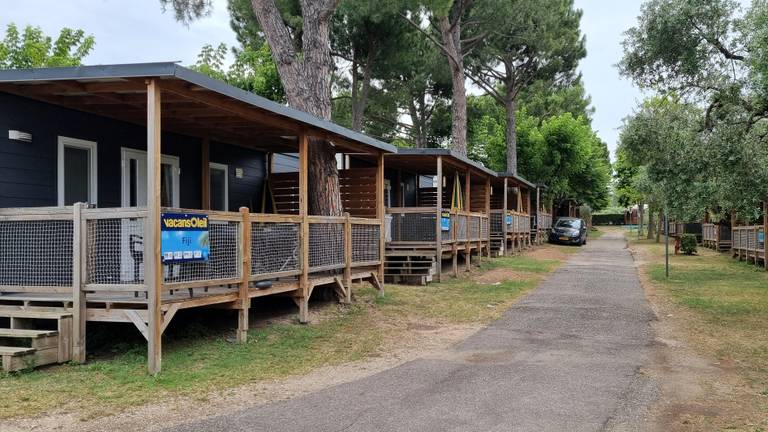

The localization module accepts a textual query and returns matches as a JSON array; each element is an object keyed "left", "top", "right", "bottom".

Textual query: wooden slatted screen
[
  {"left": 269, "top": 167, "right": 378, "bottom": 217},
  {"left": 470, "top": 184, "right": 486, "bottom": 212}
]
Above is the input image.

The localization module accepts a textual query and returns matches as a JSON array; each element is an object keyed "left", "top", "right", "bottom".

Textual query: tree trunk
[
  {"left": 437, "top": 15, "right": 467, "bottom": 156},
  {"left": 408, "top": 98, "right": 427, "bottom": 148},
  {"left": 647, "top": 205, "right": 655, "bottom": 240},
  {"left": 350, "top": 43, "right": 374, "bottom": 132},
  {"left": 505, "top": 95, "right": 518, "bottom": 173},
  {"left": 251, "top": 0, "right": 343, "bottom": 216}
]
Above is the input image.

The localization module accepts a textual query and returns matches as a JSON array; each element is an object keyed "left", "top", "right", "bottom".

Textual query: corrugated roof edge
[
  {"left": 0, "top": 62, "right": 396, "bottom": 154},
  {"left": 395, "top": 148, "right": 497, "bottom": 177}
]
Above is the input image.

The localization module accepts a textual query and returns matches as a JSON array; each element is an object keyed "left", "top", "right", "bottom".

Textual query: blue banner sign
[
  {"left": 161, "top": 213, "right": 210, "bottom": 263},
  {"left": 506, "top": 215, "right": 513, "bottom": 225},
  {"left": 441, "top": 211, "right": 451, "bottom": 231},
  {"left": 760, "top": 232, "right": 765, "bottom": 243}
]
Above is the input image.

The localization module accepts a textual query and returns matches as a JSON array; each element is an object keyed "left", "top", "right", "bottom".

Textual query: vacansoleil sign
[{"left": 161, "top": 213, "right": 210, "bottom": 263}]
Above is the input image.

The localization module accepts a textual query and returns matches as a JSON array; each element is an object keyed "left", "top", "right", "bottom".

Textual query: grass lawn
[
  {"left": 0, "top": 248, "right": 565, "bottom": 420},
  {"left": 627, "top": 235, "right": 768, "bottom": 398}
]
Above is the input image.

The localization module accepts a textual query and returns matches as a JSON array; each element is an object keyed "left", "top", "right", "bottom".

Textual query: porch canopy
[
  {"left": 0, "top": 63, "right": 395, "bottom": 374},
  {"left": 0, "top": 62, "right": 395, "bottom": 156}
]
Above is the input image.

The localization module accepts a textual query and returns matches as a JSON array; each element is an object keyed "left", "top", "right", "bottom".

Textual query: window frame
[{"left": 57, "top": 136, "right": 98, "bottom": 207}]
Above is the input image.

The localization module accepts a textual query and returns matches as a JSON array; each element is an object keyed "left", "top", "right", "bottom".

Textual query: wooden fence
[{"left": 731, "top": 225, "right": 766, "bottom": 268}]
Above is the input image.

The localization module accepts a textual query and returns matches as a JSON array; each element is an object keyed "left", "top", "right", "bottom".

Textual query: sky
[{"left": 3, "top": 0, "right": 645, "bottom": 159}]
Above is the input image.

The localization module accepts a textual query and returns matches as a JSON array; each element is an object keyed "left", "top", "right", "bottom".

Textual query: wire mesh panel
[
  {"left": 390, "top": 212, "right": 437, "bottom": 242},
  {"left": 760, "top": 228, "right": 765, "bottom": 251},
  {"left": 481, "top": 217, "right": 489, "bottom": 239},
  {"left": 490, "top": 212, "right": 503, "bottom": 235},
  {"left": 352, "top": 223, "right": 380, "bottom": 263},
  {"left": 251, "top": 222, "right": 299, "bottom": 276},
  {"left": 163, "top": 220, "right": 240, "bottom": 284},
  {"left": 309, "top": 222, "right": 344, "bottom": 270},
  {"left": 457, "top": 214, "right": 468, "bottom": 241},
  {"left": 469, "top": 216, "right": 480, "bottom": 240},
  {"left": 86, "top": 218, "right": 145, "bottom": 284},
  {"left": 0, "top": 219, "right": 73, "bottom": 287}
]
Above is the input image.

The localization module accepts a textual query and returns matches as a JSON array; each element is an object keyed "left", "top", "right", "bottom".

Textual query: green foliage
[
  {"left": 190, "top": 42, "right": 285, "bottom": 102},
  {"left": 0, "top": 23, "right": 94, "bottom": 69},
  {"left": 680, "top": 233, "right": 697, "bottom": 255}
]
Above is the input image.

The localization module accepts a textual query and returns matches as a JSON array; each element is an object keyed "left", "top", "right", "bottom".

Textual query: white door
[
  {"left": 120, "top": 148, "right": 180, "bottom": 282},
  {"left": 57, "top": 137, "right": 98, "bottom": 206},
  {"left": 121, "top": 148, "right": 180, "bottom": 208}
]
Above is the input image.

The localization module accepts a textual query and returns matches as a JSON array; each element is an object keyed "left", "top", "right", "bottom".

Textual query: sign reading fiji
[{"left": 161, "top": 213, "right": 210, "bottom": 263}]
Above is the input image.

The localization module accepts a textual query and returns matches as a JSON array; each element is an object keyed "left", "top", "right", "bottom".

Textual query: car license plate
[{"left": 559, "top": 236, "right": 570, "bottom": 241}]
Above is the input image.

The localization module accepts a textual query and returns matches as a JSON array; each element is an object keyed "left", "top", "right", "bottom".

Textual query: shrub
[{"left": 680, "top": 234, "right": 697, "bottom": 255}]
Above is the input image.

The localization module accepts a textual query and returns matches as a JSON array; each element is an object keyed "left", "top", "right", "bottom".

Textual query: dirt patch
[
  {"left": 1, "top": 324, "right": 479, "bottom": 432},
  {"left": 628, "top": 240, "right": 768, "bottom": 432},
  {"left": 472, "top": 267, "right": 533, "bottom": 284},
  {"left": 523, "top": 244, "right": 571, "bottom": 262}
]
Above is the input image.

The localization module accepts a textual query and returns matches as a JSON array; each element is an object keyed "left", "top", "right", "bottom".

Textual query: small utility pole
[{"left": 664, "top": 207, "right": 670, "bottom": 278}]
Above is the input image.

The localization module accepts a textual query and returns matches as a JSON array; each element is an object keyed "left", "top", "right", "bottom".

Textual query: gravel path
[{"left": 168, "top": 231, "right": 659, "bottom": 432}]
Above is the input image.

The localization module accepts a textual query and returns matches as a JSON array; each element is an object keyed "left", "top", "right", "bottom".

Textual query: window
[
  {"left": 58, "top": 137, "right": 97, "bottom": 206},
  {"left": 121, "top": 148, "right": 180, "bottom": 208},
  {"left": 209, "top": 162, "right": 229, "bottom": 211}
]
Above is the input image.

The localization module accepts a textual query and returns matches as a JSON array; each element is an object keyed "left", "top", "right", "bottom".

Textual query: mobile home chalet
[
  {"left": 0, "top": 63, "right": 395, "bottom": 373},
  {"left": 380, "top": 149, "right": 494, "bottom": 285},
  {"left": 489, "top": 172, "right": 537, "bottom": 256}
]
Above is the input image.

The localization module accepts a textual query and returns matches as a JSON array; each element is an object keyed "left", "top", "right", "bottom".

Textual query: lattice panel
[
  {"left": 0, "top": 219, "right": 73, "bottom": 287},
  {"left": 390, "top": 213, "right": 436, "bottom": 242},
  {"left": 164, "top": 221, "right": 240, "bottom": 283},
  {"left": 352, "top": 224, "right": 380, "bottom": 263},
  {"left": 469, "top": 217, "right": 480, "bottom": 240},
  {"left": 456, "top": 215, "right": 468, "bottom": 241},
  {"left": 490, "top": 212, "right": 503, "bottom": 235},
  {"left": 251, "top": 222, "right": 299, "bottom": 275},
  {"left": 87, "top": 218, "right": 144, "bottom": 284},
  {"left": 309, "top": 223, "right": 344, "bottom": 270},
  {"left": 481, "top": 218, "right": 489, "bottom": 238}
]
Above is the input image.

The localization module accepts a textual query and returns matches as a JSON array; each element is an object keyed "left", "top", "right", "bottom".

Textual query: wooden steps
[
  {"left": 0, "top": 307, "right": 73, "bottom": 371},
  {"left": 384, "top": 255, "right": 436, "bottom": 285}
]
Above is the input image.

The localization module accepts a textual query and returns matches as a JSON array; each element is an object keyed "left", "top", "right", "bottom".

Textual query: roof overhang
[
  {"left": 383, "top": 148, "right": 497, "bottom": 180},
  {"left": 0, "top": 62, "right": 396, "bottom": 155}
]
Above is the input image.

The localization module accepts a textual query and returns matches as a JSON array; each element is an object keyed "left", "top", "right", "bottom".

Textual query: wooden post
[
  {"left": 343, "top": 212, "right": 352, "bottom": 302},
  {"left": 376, "top": 152, "right": 385, "bottom": 291},
  {"left": 72, "top": 202, "right": 86, "bottom": 363},
  {"left": 536, "top": 187, "right": 541, "bottom": 244},
  {"left": 297, "top": 131, "right": 310, "bottom": 323},
  {"left": 238, "top": 207, "right": 251, "bottom": 343},
  {"left": 485, "top": 177, "right": 491, "bottom": 258},
  {"left": 201, "top": 138, "right": 210, "bottom": 210},
  {"left": 764, "top": 201, "right": 767, "bottom": 270},
  {"left": 502, "top": 178, "right": 508, "bottom": 256},
  {"left": 451, "top": 208, "right": 458, "bottom": 277},
  {"left": 465, "top": 170, "right": 471, "bottom": 272},
  {"left": 145, "top": 79, "right": 163, "bottom": 375},
  {"left": 435, "top": 156, "right": 443, "bottom": 282}
]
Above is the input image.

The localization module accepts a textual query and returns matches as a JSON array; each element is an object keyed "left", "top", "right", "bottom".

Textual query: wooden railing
[
  {"left": 702, "top": 223, "right": 717, "bottom": 243},
  {"left": 0, "top": 206, "right": 382, "bottom": 297},
  {"left": 386, "top": 207, "right": 489, "bottom": 245},
  {"left": 538, "top": 212, "right": 553, "bottom": 230},
  {"left": 732, "top": 225, "right": 765, "bottom": 261}
]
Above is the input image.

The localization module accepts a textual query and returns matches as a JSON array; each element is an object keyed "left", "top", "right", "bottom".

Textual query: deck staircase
[
  {"left": 384, "top": 254, "right": 437, "bottom": 285},
  {"left": 0, "top": 307, "right": 73, "bottom": 371}
]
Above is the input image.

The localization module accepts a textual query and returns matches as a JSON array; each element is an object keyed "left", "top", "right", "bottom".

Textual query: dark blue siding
[{"left": 0, "top": 92, "right": 266, "bottom": 210}]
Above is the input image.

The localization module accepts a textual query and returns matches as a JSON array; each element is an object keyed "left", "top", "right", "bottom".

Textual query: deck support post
[
  {"left": 764, "top": 201, "right": 767, "bottom": 270},
  {"left": 502, "top": 178, "right": 509, "bottom": 256},
  {"left": 145, "top": 79, "right": 163, "bottom": 375},
  {"left": 465, "top": 170, "right": 471, "bottom": 272},
  {"left": 297, "top": 131, "right": 310, "bottom": 323},
  {"left": 376, "top": 153, "right": 385, "bottom": 294},
  {"left": 343, "top": 212, "right": 353, "bottom": 302},
  {"left": 72, "top": 202, "right": 86, "bottom": 363},
  {"left": 238, "top": 207, "right": 251, "bottom": 343},
  {"left": 435, "top": 156, "right": 443, "bottom": 282}
]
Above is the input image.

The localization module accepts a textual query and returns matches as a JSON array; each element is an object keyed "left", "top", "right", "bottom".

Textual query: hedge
[{"left": 592, "top": 213, "right": 625, "bottom": 225}]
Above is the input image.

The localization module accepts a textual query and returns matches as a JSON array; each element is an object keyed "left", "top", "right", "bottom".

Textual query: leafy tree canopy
[{"left": 0, "top": 23, "right": 94, "bottom": 69}]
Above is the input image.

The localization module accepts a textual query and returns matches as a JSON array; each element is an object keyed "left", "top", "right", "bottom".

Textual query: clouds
[{"left": 2, "top": 0, "right": 237, "bottom": 66}]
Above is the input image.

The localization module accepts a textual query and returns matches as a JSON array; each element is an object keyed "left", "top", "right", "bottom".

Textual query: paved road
[{"left": 169, "top": 231, "right": 659, "bottom": 432}]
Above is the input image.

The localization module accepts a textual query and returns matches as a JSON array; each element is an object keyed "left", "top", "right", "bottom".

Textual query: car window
[{"left": 556, "top": 219, "right": 581, "bottom": 229}]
